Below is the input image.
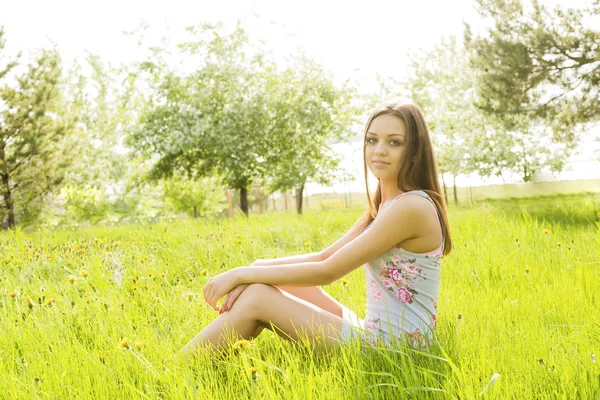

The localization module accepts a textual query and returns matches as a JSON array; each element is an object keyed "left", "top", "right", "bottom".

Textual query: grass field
[{"left": 1, "top": 193, "right": 599, "bottom": 399}]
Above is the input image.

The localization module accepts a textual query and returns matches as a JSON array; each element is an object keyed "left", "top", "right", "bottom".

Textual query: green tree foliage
[
  {"left": 404, "top": 35, "right": 572, "bottom": 184},
  {"left": 129, "top": 21, "right": 357, "bottom": 216},
  {"left": 0, "top": 27, "right": 76, "bottom": 229},
  {"left": 161, "top": 174, "right": 225, "bottom": 218},
  {"left": 261, "top": 54, "right": 358, "bottom": 214},
  {"left": 466, "top": 0, "right": 600, "bottom": 143}
]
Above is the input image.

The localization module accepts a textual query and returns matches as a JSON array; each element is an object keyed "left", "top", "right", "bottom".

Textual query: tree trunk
[
  {"left": 441, "top": 174, "right": 448, "bottom": 205},
  {"left": 272, "top": 195, "right": 276, "bottom": 211},
  {"left": 1, "top": 173, "right": 15, "bottom": 230},
  {"left": 0, "top": 144, "right": 15, "bottom": 230},
  {"left": 284, "top": 191, "right": 288, "bottom": 212},
  {"left": 240, "top": 187, "right": 249, "bottom": 216},
  {"left": 453, "top": 175, "right": 458, "bottom": 204},
  {"left": 193, "top": 205, "right": 199, "bottom": 218},
  {"left": 295, "top": 183, "right": 304, "bottom": 214}
]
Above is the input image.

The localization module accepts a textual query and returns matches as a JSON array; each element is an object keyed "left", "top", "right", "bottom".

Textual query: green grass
[{"left": 1, "top": 194, "right": 599, "bottom": 399}]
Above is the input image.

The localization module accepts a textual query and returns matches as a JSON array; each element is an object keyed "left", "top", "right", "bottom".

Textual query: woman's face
[{"left": 365, "top": 114, "right": 407, "bottom": 181}]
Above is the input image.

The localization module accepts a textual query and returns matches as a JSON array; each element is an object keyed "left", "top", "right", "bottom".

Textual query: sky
[
  {"left": 1, "top": 0, "right": 599, "bottom": 193},
  {"left": 1, "top": 0, "right": 485, "bottom": 92}
]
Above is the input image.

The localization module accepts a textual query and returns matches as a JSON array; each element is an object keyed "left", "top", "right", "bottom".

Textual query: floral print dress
[{"left": 351, "top": 190, "right": 444, "bottom": 349}]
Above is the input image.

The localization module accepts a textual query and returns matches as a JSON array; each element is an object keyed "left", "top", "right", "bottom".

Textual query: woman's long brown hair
[{"left": 348, "top": 101, "right": 452, "bottom": 256}]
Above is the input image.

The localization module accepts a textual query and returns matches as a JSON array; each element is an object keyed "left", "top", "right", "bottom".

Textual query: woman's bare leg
[
  {"left": 250, "top": 285, "right": 344, "bottom": 337},
  {"left": 178, "top": 283, "right": 346, "bottom": 358}
]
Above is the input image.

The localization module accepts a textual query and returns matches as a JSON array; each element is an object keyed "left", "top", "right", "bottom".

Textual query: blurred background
[{"left": 1, "top": 0, "right": 599, "bottom": 228}]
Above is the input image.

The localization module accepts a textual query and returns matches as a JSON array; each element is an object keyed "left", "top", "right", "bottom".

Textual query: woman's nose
[{"left": 375, "top": 144, "right": 387, "bottom": 155}]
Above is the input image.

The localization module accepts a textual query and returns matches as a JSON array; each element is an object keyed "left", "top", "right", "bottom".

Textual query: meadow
[{"left": 1, "top": 193, "right": 599, "bottom": 399}]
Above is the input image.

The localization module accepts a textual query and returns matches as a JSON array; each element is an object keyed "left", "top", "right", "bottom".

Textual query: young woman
[{"left": 178, "top": 100, "right": 452, "bottom": 357}]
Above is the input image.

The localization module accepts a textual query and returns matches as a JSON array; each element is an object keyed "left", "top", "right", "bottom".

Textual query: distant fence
[{"left": 224, "top": 179, "right": 600, "bottom": 215}]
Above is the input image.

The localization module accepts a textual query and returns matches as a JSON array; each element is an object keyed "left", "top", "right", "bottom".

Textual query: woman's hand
[
  {"left": 220, "top": 284, "right": 248, "bottom": 314},
  {"left": 202, "top": 269, "right": 241, "bottom": 311},
  {"left": 218, "top": 259, "right": 268, "bottom": 314}
]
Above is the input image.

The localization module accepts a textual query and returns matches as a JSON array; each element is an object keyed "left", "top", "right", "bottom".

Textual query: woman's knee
[{"left": 234, "top": 283, "right": 277, "bottom": 316}]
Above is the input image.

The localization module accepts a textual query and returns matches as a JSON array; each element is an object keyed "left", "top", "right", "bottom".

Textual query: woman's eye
[{"left": 366, "top": 138, "right": 401, "bottom": 146}]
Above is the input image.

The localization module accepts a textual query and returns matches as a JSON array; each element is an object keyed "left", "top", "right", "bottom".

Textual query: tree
[
  {"left": 404, "top": 36, "right": 478, "bottom": 202},
  {"left": 127, "top": 22, "right": 269, "bottom": 216},
  {"left": 128, "top": 21, "right": 358, "bottom": 216},
  {"left": 0, "top": 28, "right": 76, "bottom": 229},
  {"left": 466, "top": 0, "right": 600, "bottom": 144},
  {"left": 404, "top": 34, "right": 572, "bottom": 184},
  {"left": 262, "top": 54, "right": 358, "bottom": 214}
]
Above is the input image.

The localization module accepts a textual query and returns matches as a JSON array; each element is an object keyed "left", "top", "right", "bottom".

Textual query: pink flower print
[
  {"left": 391, "top": 254, "right": 401, "bottom": 264},
  {"left": 370, "top": 280, "right": 378, "bottom": 291},
  {"left": 382, "top": 278, "right": 394, "bottom": 288},
  {"left": 430, "top": 314, "right": 437, "bottom": 328},
  {"left": 379, "top": 260, "right": 387, "bottom": 269},
  {"left": 389, "top": 267, "right": 401, "bottom": 282},
  {"left": 394, "top": 244, "right": 402, "bottom": 250},
  {"left": 366, "top": 318, "right": 379, "bottom": 331},
  {"left": 403, "top": 264, "right": 420, "bottom": 276},
  {"left": 396, "top": 287, "right": 413, "bottom": 304},
  {"left": 373, "top": 290, "right": 382, "bottom": 301}
]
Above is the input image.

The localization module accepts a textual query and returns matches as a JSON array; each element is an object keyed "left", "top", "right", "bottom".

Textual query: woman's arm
[
  {"left": 233, "top": 196, "right": 431, "bottom": 288},
  {"left": 253, "top": 251, "right": 325, "bottom": 266}
]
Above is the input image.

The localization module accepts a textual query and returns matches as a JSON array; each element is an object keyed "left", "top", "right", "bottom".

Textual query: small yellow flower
[
  {"left": 160, "top": 272, "right": 166, "bottom": 278},
  {"left": 99, "top": 354, "right": 105, "bottom": 363},
  {"left": 556, "top": 242, "right": 561, "bottom": 247},
  {"left": 525, "top": 268, "right": 530, "bottom": 274},
  {"left": 200, "top": 269, "right": 208, "bottom": 276},
  {"left": 80, "top": 270, "right": 89, "bottom": 277},
  {"left": 212, "top": 258, "right": 218, "bottom": 262},
  {"left": 487, "top": 214, "right": 493, "bottom": 220},
  {"left": 130, "top": 284, "right": 138, "bottom": 291},
  {"left": 8, "top": 291, "right": 16, "bottom": 297},
  {"left": 246, "top": 366, "right": 258, "bottom": 374},
  {"left": 186, "top": 293, "right": 195, "bottom": 300},
  {"left": 23, "top": 296, "right": 32, "bottom": 304},
  {"left": 597, "top": 211, "right": 600, "bottom": 218},
  {"left": 340, "top": 278, "right": 349, "bottom": 286},
  {"left": 68, "top": 276, "right": 77, "bottom": 284},
  {"left": 118, "top": 338, "right": 130, "bottom": 349},
  {"left": 42, "top": 299, "right": 55, "bottom": 307},
  {"left": 543, "top": 228, "right": 550, "bottom": 235},
  {"left": 232, "top": 339, "right": 253, "bottom": 350},
  {"left": 134, "top": 341, "right": 144, "bottom": 350},
  {"left": 304, "top": 241, "right": 312, "bottom": 248}
]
